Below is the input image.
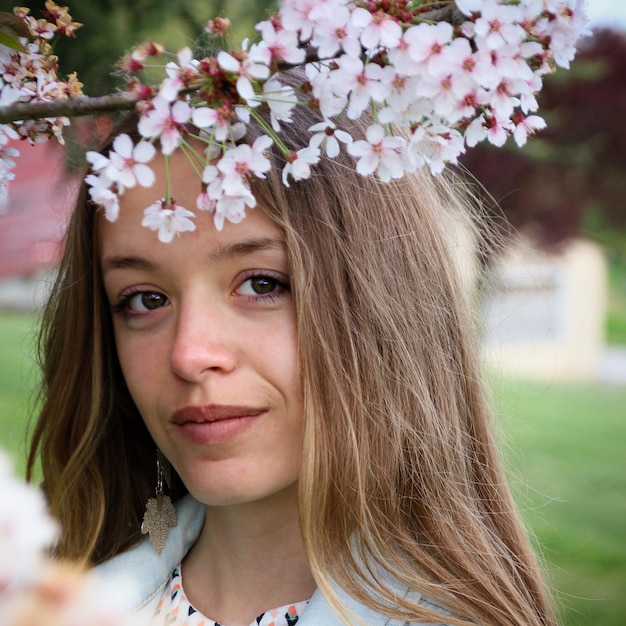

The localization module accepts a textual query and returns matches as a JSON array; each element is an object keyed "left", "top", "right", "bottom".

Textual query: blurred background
[{"left": 0, "top": 1, "right": 624, "bottom": 624}]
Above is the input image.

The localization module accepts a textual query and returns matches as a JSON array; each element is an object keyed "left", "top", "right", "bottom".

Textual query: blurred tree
[
  {"left": 461, "top": 28, "right": 626, "bottom": 259},
  {"left": 21, "top": 0, "right": 278, "bottom": 96}
]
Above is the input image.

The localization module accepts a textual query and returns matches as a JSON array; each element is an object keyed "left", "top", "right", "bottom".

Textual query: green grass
[
  {"left": 607, "top": 260, "right": 626, "bottom": 345},
  {"left": 0, "top": 311, "right": 40, "bottom": 475},
  {"left": 1, "top": 312, "right": 625, "bottom": 624},
  {"left": 490, "top": 377, "right": 626, "bottom": 626}
]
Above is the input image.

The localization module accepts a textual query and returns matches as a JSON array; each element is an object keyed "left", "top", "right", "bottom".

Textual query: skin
[{"left": 99, "top": 151, "right": 315, "bottom": 625}]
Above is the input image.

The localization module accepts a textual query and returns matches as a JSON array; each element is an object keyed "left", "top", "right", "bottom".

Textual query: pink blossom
[
  {"left": 306, "top": 64, "right": 346, "bottom": 118},
  {"left": 256, "top": 21, "right": 305, "bottom": 65},
  {"left": 455, "top": 0, "right": 483, "bottom": 16},
  {"left": 159, "top": 47, "right": 198, "bottom": 101},
  {"left": 138, "top": 97, "right": 191, "bottom": 155},
  {"left": 196, "top": 190, "right": 216, "bottom": 212},
  {"left": 192, "top": 104, "right": 243, "bottom": 142},
  {"left": 0, "top": 143, "right": 18, "bottom": 171},
  {"left": 404, "top": 22, "right": 454, "bottom": 78},
  {"left": 0, "top": 85, "right": 21, "bottom": 107},
  {"left": 383, "top": 74, "right": 414, "bottom": 114},
  {"left": 217, "top": 136, "right": 273, "bottom": 195},
  {"left": 486, "top": 79, "right": 521, "bottom": 119},
  {"left": 465, "top": 113, "right": 488, "bottom": 148},
  {"left": 0, "top": 451, "right": 59, "bottom": 590},
  {"left": 485, "top": 114, "right": 513, "bottom": 147}
]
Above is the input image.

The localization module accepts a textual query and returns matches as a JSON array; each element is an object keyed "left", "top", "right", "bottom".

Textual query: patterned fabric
[{"left": 154, "top": 566, "right": 309, "bottom": 626}]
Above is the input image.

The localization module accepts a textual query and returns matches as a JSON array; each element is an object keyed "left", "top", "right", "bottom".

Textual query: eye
[
  {"left": 239, "top": 276, "right": 280, "bottom": 296},
  {"left": 235, "top": 273, "right": 290, "bottom": 301},
  {"left": 129, "top": 292, "right": 169, "bottom": 311},
  {"left": 112, "top": 290, "right": 169, "bottom": 315}
]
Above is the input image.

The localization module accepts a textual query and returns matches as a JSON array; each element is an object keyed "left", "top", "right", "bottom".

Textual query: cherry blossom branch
[
  {"left": 0, "top": 2, "right": 465, "bottom": 126},
  {"left": 0, "top": 91, "right": 140, "bottom": 124},
  {"left": 419, "top": 2, "right": 464, "bottom": 24},
  {"left": 1, "top": 0, "right": 590, "bottom": 240}
]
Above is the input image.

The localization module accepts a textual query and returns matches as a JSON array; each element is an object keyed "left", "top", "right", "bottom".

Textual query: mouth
[
  {"left": 172, "top": 405, "right": 266, "bottom": 424},
  {"left": 171, "top": 405, "right": 266, "bottom": 444}
]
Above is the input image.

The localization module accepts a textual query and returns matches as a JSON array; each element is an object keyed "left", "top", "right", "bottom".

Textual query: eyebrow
[
  {"left": 101, "top": 237, "right": 286, "bottom": 275},
  {"left": 206, "top": 237, "right": 286, "bottom": 263}
]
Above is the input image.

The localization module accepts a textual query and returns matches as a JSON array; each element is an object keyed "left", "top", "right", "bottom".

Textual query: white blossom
[
  {"left": 106, "top": 134, "right": 156, "bottom": 190},
  {"left": 308, "top": 119, "right": 353, "bottom": 157},
  {"left": 408, "top": 125, "right": 464, "bottom": 174},
  {"left": 256, "top": 21, "right": 306, "bottom": 65},
  {"left": 351, "top": 7, "right": 402, "bottom": 51},
  {"left": 282, "top": 146, "right": 320, "bottom": 185},
  {"left": 310, "top": 4, "right": 361, "bottom": 58},
  {"left": 85, "top": 173, "right": 121, "bottom": 222},
  {"left": 348, "top": 124, "right": 407, "bottom": 182},
  {"left": 0, "top": 450, "right": 59, "bottom": 590},
  {"left": 332, "top": 56, "right": 391, "bottom": 119},
  {"left": 142, "top": 200, "right": 197, "bottom": 242},
  {"left": 217, "top": 43, "right": 271, "bottom": 105},
  {"left": 473, "top": 0, "right": 526, "bottom": 50},
  {"left": 68, "top": 0, "right": 588, "bottom": 237},
  {"left": 260, "top": 78, "right": 298, "bottom": 131},
  {"left": 512, "top": 113, "right": 546, "bottom": 146}
]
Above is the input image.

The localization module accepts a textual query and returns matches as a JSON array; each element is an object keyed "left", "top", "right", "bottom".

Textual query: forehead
[{"left": 97, "top": 149, "right": 283, "bottom": 260}]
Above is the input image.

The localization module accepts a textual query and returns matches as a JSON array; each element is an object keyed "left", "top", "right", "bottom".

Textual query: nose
[{"left": 169, "top": 298, "right": 238, "bottom": 382}]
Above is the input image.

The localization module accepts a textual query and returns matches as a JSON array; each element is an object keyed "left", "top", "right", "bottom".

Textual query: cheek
[
  {"left": 114, "top": 327, "right": 167, "bottom": 408},
  {"left": 265, "top": 322, "right": 301, "bottom": 394}
]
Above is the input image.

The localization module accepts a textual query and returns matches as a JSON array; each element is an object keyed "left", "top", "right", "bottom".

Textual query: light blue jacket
[{"left": 95, "top": 495, "right": 451, "bottom": 625}]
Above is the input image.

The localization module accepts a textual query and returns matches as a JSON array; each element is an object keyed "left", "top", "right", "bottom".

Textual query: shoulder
[
  {"left": 300, "top": 573, "right": 454, "bottom": 626},
  {"left": 92, "top": 494, "right": 205, "bottom": 614}
]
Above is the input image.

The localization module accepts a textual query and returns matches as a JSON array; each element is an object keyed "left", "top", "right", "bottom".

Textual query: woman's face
[{"left": 99, "top": 152, "right": 303, "bottom": 507}]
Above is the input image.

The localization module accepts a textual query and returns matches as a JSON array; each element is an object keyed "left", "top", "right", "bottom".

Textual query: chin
[{"left": 185, "top": 475, "right": 300, "bottom": 509}]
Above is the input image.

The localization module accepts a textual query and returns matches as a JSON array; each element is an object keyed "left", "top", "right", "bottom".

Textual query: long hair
[{"left": 28, "top": 82, "right": 557, "bottom": 624}]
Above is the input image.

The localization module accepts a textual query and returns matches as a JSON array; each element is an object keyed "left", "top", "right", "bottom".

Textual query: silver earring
[{"left": 141, "top": 449, "right": 177, "bottom": 555}]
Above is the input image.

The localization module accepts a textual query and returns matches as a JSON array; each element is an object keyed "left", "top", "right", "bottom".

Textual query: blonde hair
[{"left": 29, "top": 85, "right": 557, "bottom": 625}]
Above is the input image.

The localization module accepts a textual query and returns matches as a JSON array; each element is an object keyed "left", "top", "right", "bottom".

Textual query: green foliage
[
  {"left": 0, "top": 11, "right": 28, "bottom": 51},
  {"left": 20, "top": 0, "right": 278, "bottom": 96}
]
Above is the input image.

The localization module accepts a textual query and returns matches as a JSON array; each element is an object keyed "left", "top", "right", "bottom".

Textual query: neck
[{"left": 181, "top": 483, "right": 316, "bottom": 626}]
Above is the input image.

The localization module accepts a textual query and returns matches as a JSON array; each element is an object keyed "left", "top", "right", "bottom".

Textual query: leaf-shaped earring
[{"left": 141, "top": 449, "right": 177, "bottom": 555}]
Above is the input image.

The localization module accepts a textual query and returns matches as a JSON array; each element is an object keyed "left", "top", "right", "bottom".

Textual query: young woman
[{"left": 27, "top": 98, "right": 558, "bottom": 626}]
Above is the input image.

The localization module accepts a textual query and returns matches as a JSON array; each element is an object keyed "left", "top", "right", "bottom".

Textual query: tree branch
[
  {"left": 0, "top": 3, "right": 465, "bottom": 126},
  {"left": 0, "top": 91, "right": 140, "bottom": 124}
]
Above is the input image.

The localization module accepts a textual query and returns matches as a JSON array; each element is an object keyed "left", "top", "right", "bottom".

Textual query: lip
[{"left": 171, "top": 405, "right": 266, "bottom": 444}]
